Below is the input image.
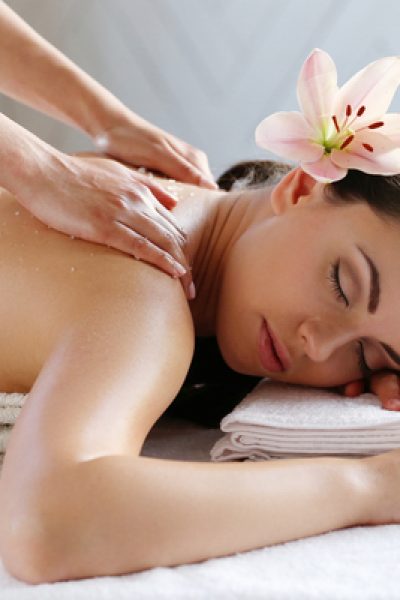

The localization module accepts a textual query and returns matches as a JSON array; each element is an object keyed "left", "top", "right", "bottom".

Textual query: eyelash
[{"left": 328, "top": 261, "right": 373, "bottom": 378}]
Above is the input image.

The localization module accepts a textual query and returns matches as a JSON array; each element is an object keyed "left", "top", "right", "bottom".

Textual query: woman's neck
[{"left": 159, "top": 178, "right": 274, "bottom": 336}]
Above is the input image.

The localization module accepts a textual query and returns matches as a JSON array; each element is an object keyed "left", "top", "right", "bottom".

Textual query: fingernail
[
  {"left": 188, "top": 282, "right": 196, "bottom": 300},
  {"left": 200, "top": 176, "right": 218, "bottom": 190},
  {"left": 173, "top": 262, "right": 187, "bottom": 277},
  {"left": 385, "top": 398, "right": 400, "bottom": 410}
]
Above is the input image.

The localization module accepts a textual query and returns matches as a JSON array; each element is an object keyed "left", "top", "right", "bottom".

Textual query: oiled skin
[{"left": 0, "top": 177, "right": 394, "bottom": 584}]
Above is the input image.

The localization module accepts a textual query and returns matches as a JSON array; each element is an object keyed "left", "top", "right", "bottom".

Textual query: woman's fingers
[
  {"left": 340, "top": 372, "right": 400, "bottom": 411},
  {"left": 369, "top": 371, "right": 400, "bottom": 411},
  {"left": 342, "top": 379, "right": 366, "bottom": 397}
]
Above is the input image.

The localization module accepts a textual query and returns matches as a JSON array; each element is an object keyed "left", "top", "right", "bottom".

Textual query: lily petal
[
  {"left": 297, "top": 48, "right": 338, "bottom": 131},
  {"left": 334, "top": 56, "right": 400, "bottom": 126},
  {"left": 331, "top": 131, "right": 400, "bottom": 175},
  {"left": 301, "top": 155, "right": 347, "bottom": 183},
  {"left": 377, "top": 113, "right": 400, "bottom": 143},
  {"left": 255, "top": 111, "right": 324, "bottom": 162}
]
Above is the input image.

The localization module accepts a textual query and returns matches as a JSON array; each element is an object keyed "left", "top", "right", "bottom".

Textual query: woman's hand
[
  {"left": 339, "top": 371, "right": 400, "bottom": 411},
  {"left": 20, "top": 152, "right": 195, "bottom": 299},
  {"left": 93, "top": 112, "right": 217, "bottom": 190}
]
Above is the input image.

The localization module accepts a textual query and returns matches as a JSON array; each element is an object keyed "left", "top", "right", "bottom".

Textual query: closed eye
[
  {"left": 328, "top": 261, "right": 348, "bottom": 307},
  {"left": 327, "top": 260, "right": 373, "bottom": 378}
]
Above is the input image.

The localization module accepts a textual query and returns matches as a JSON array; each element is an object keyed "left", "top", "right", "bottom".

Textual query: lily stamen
[
  {"left": 340, "top": 134, "right": 354, "bottom": 150},
  {"left": 368, "top": 121, "right": 384, "bottom": 129},
  {"left": 332, "top": 115, "right": 340, "bottom": 133},
  {"left": 363, "top": 143, "right": 374, "bottom": 152}
]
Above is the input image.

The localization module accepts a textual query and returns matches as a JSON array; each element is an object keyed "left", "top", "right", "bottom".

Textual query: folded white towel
[
  {"left": 0, "top": 391, "right": 26, "bottom": 424},
  {"left": 0, "top": 392, "right": 26, "bottom": 464},
  {"left": 210, "top": 379, "right": 400, "bottom": 462}
]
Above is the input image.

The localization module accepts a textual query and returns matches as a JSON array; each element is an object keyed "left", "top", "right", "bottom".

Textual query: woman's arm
[
  {"left": 0, "top": 260, "right": 384, "bottom": 584},
  {"left": 30, "top": 449, "right": 375, "bottom": 583}
]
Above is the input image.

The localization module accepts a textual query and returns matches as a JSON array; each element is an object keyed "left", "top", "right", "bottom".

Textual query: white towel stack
[
  {"left": 210, "top": 379, "right": 400, "bottom": 462},
  {"left": 0, "top": 392, "right": 26, "bottom": 469}
]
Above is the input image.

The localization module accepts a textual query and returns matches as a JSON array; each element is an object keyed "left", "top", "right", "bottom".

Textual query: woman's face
[{"left": 216, "top": 170, "right": 400, "bottom": 388}]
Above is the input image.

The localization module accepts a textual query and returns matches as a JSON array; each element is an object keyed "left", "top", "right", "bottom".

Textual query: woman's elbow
[
  {"left": 0, "top": 473, "right": 76, "bottom": 583},
  {"left": 0, "top": 516, "right": 56, "bottom": 584}
]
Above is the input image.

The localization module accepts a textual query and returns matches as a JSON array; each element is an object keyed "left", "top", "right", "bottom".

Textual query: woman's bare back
[
  {"left": 0, "top": 178, "right": 196, "bottom": 475},
  {"left": 0, "top": 172, "right": 208, "bottom": 391},
  {"left": 0, "top": 187, "right": 142, "bottom": 391}
]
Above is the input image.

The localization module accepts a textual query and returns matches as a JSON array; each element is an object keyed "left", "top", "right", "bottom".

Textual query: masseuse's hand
[
  {"left": 339, "top": 371, "right": 400, "bottom": 411},
  {"left": 93, "top": 112, "right": 217, "bottom": 190},
  {"left": 25, "top": 152, "right": 195, "bottom": 299}
]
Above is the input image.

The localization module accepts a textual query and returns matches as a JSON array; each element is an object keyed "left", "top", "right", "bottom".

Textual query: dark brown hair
[{"left": 217, "top": 159, "right": 400, "bottom": 222}]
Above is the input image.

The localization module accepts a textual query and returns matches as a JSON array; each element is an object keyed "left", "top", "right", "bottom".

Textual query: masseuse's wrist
[
  {"left": 88, "top": 107, "right": 143, "bottom": 157},
  {"left": 72, "top": 81, "right": 133, "bottom": 145}
]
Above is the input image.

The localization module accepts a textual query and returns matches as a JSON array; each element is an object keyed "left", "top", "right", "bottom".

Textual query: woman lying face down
[
  {"left": 0, "top": 156, "right": 399, "bottom": 398},
  {"left": 1, "top": 155, "right": 400, "bottom": 583}
]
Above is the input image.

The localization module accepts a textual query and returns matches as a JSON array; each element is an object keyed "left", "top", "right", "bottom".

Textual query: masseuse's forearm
[
  {"left": 0, "top": 1, "right": 126, "bottom": 137},
  {"left": 39, "top": 454, "right": 375, "bottom": 582},
  {"left": 0, "top": 111, "right": 62, "bottom": 200}
]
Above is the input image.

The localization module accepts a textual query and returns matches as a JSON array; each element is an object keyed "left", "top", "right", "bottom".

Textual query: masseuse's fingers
[
  {"left": 112, "top": 219, "right": 192, "bottom": 291},
  {"left": 131, "top": 171, "right": 180, "bottom": 212},
  {"left": 163, "top": 136, "right": 217, "bottom": 189},
  {"left": 369, "top": 370, "right": 400, "bottom": 411},
  {"left": 95, "top": 116, "right": 217, "bottom": 189},
  {"left": 26, "top": 153, "right": 196, "bottom": 298},
  {"left": 112, "top": 201, "right": 194, "bottom": 300}
]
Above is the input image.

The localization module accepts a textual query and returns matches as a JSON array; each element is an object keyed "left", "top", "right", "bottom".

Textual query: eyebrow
[{"left": 356, "top": 245, "right": 400, "bottom": 369}]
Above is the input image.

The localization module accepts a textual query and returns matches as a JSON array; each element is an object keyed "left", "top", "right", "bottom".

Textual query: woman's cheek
[{"left": 283, "top": 350, "right": 360, "bottom": 388}]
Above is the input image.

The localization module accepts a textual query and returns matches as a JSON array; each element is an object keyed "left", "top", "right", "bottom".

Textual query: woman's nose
[{"left": 297, "top": 317, "right": 358, "bottom": 363}]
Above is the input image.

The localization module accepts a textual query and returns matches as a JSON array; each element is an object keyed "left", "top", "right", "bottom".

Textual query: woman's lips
[{"left": 258, "top": 319, "right": 291, "bottom": 373}]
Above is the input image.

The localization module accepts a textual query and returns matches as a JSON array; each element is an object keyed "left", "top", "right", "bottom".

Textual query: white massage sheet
[{"left": 0, "top": 407, "right": 400, "bottom": 599}]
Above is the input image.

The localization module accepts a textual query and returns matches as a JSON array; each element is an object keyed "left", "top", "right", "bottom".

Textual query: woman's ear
[{"left": 270, "top": 167, "right": 318, "bottom": 215}]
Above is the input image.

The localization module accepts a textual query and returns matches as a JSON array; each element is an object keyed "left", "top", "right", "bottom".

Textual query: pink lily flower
[{"left": 255, "top": 48, "right": 400, "bottom": 182}]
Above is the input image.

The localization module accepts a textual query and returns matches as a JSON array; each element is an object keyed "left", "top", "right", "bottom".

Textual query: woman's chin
[{"left": 215, "top": 330, "right": 261, "bottom": 376}]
